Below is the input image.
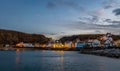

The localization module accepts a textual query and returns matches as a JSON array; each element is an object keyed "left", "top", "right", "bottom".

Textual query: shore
[
  {"left": 1, "top": 47, "right": 120, "bottom": 58},
  {"left": 80, "top": 48, "right": 120, "bottom": 58},
  {"left": 0, "top": 47, "right": 80, "bottom": 51}
]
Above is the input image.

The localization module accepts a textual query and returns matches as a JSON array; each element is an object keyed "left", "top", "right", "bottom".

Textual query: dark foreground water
[{"left": 0, "top": 50, "right": 120, "bottom": 71}]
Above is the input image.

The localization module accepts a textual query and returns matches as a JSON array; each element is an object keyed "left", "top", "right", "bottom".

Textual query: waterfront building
[
  {"left": 86, "top": 39, "right": 93, "bottom": 47},
  {"left": 52, "top": 43, "right": 64, "bottom": 48},
  {"left": 46, "top": 43, "right": 52, "bottom": 48},
  {"left": 64, "top": 42, "right": 69, "bottom": 48},
  {"left": 68, "top": 41, "right": 72, "bottom": 48},
  {"left": 16, "top": 42, "right": 24, "bottom": 47},
  {"left": 75, "top": 42, "right": 86, "bottom": 48},
  {"left": 100, "top": 33, "right": 114, "bottom": 47},
  {"left": 92, "top": 39, "right": 101, "bottom": 47},
  {"left": 16, "top": 42, "right": 34, "bottom": 47},
  {"left": 34, "top": 43, "right": 40, "bottom": 47},
  {"left": 114, "top": 40, "right": 120, "bottom": 47}
]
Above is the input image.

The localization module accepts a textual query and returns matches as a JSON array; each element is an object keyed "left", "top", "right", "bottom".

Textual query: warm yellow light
[
  {"left": 52, "top": 43, "right": 64, "bottom": 48},
  {"left": 16, "top": 44, "right": 22, "bottom": 47}
]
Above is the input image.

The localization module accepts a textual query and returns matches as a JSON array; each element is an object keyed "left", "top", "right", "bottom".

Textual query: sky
[{"left": 0, "top": 0, "right": 120, "bottom": 39}]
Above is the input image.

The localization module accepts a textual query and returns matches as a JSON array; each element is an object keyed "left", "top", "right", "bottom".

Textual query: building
[
  {"left": 16, "top": 42, "right": 34, "bottom": 47},
  {"left": 92, "top": 39, "right": 101, "bottom": 47},
  {"left": 75, "top": 42, "right": 86, "bottom": 48}
]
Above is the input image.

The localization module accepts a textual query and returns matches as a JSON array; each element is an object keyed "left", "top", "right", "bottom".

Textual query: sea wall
[{"left": 80, "top": 48, "right": 120, "bottom": 58}]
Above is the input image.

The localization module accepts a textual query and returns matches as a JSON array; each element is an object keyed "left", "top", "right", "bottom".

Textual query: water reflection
[
  {"left": 97, "top": 58, "right": 106, "bottom": 71},
  {"left": 15, "top": 49, "right": 20, "bottom": 71},
  {"left": 51, "top": 50, "right": 64, "bottom": 53},
  {"left": 59, "top": 53, "right": 64, "bottom": 71},
  {"left": 0, "top": 50, "right": 120, "bottom": 71},
  {"left": 55, "top": 50, "right": 64, "bottom": 71}
]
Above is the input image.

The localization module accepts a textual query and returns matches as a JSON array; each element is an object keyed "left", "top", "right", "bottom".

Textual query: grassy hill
[{"left": 0, "top": 29, "right": 49, "bottom": 45}]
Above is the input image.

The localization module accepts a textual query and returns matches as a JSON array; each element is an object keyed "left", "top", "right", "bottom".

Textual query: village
[
  {"left": 15, "top": 33, "right": 120, "bottom": 49},
  {"left": 1, "top": 33, "right": 120, "bottom": 58}
]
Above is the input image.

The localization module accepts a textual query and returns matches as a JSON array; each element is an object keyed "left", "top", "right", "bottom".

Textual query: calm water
[{"left": 0, "top": 50, "right": 120, "bottom": 71}]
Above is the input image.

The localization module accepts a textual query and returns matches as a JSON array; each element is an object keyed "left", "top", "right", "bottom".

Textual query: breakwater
[{"left": 80, "top": 48, "right": 120, "bottom": 58}]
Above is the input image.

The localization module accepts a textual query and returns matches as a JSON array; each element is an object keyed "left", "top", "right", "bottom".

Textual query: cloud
[
  {"left": 64, "top": 17, "right": 120, "bottom": 34},
  {"left": 47, "top": 2, "right": 56, "bottom": 9},
  {"left": 104, "top": 19, "right": 120, "bottom": 25},
  {"left": 42, "top": 32, "right": 66, "bottom": 36},
  {"left": 79, "top": 16, "right": 99, "bottom": 25},
  {"left": 94, "top": 30, "right": 102, "bottom": 33},
  {"left": 104, "top": 19, "right": 111, "bottom": 23},
  {"left": 89, "top": 8, "right": 105, "bottom": 17},
  {"left": 102, "top": 0, "right": 120, "bottom": 9},
  {"left": 84, "top": 17, "right": 120, "bottom": 27},
  {"left": 56, "top": 0, "right": 79, "bottom": 7},
  {"left": 46, "top": 0, "right": 84, "bottom": 11},
  {"left": 47, "top": 0, "right": 120, "bottom": 35},
  {"left": 78, "top": 6, "right": 120, "bottom": 26},
  {"left": 104, "top": 5, "right": 113, "bottom": 9},
  {"left": 42, "top": 31, "right": 66, "bottom": 39},
  {"left": 78, "top": 8, "right": 106, "bottom": 26},
  {"left": 65, "top": 21, "right": 100, "bottom": 30},
  {"left": 113, "top": 8, "right": 120, "bottom": 16},
  {"left": 112, "top": 21, "right": 120, "bottom": 24},
  {"left": 103, "top": 0, "right": 117, "bottom": 9}
]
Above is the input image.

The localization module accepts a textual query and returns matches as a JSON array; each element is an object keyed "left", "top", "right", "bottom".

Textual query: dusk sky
[{"left": 1, "top": 0, "right": 120, "bottom": 39}]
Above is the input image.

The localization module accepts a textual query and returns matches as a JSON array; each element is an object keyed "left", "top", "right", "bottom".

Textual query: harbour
[{"left": 0, "top": 50, "right": 120, "bottom": 71}]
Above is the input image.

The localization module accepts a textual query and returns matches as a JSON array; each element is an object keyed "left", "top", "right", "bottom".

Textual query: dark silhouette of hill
[
  {"left": 0, "top": 29, "right": 49, "bottom": 44},
  {"left": 60, "top": 34, "right": 120, "bottom": 43}
]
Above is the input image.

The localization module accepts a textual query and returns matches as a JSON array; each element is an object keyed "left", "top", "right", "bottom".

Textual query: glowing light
[{"left": 52, "top": 43, "right": 65, "bottom": 48}]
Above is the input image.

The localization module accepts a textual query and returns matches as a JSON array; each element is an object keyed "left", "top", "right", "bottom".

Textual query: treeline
[
  {"left": 60, "top": 34, "right": 120, "bottom": 43},
  {"left": 0, "top": 29, "right": 50, "bottom": 44}
]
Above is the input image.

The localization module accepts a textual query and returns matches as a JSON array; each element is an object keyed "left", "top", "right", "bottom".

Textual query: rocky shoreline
[{"left": 80, "top": 48, "right": 120, "bottom": 58}]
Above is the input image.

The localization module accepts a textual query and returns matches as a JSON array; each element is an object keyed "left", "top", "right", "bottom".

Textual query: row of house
[
  {"left": 15, "top": 33, "right": 120, "bottom": 48},
  {"left": 46, "top": 33, "right": 117, "bottom": 48},
  {"left": 68, "top": 33, "right": 115, "bottom": 48},
  {"left": 16, "top": 42, "right": 46, "bottom": 48}
]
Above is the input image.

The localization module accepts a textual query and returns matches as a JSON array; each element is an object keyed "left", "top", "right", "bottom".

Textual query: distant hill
[
  {"left": 0, "top": 29, "right": 49, "bottom": 44},
  {"left": 59, "top": 34, "right": 120, "bottom": 43}
]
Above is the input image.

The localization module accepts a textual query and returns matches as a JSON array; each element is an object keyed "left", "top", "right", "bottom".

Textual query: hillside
[
  {"left": 0, "top": 29, "right": 49, "bottom": 44},
  {"left": 59, "top": 34, "right": 120, "bottom": 43}
]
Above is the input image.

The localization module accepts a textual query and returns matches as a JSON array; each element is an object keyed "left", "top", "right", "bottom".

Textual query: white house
[{"left": 92, "top": 39, "right": 101, "bottom": 47}]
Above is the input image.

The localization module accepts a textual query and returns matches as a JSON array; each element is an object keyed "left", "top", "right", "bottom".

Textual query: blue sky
[{"left": 0, "top": 0, "right": 120, "bottom": 39}]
